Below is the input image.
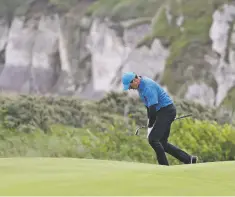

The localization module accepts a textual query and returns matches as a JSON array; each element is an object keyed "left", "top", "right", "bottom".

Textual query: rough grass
[
  {"left": 0, "top": 157, "right": 234, "bottom": 196},
  {"left": 0, "top": 93, "right": 234, "bottom": 165}
]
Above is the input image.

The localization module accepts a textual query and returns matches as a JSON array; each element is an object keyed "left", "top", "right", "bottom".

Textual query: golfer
[{"left": 122, "top": 72, "right": 197, "bottom": 165}]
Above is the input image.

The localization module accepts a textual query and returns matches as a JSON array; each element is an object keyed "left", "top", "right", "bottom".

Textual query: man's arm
[
  {"left": 146, "top": 104, "right": 157, "bottom": 128},
  {"left": 144, "top": 87, "right": 158, "bottom": 128},
  {"left": 145, "top": 106, "right": 149, "bottom": 119}
]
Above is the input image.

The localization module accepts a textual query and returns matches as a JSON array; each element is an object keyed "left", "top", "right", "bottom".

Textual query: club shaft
[
  {"left": 175, "top": 114, "right": 192, "bottom": 120},
  {"left": 135, "top": 114, "right": 192, "bottom": 135}
]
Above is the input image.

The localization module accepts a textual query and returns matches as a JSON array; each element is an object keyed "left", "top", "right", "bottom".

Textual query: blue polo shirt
[{"left": 138, "top": 76, "right": 173, "bottom": 111}]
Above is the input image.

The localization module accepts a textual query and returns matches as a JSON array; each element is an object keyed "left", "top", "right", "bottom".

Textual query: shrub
[
  {"left": 0, "top": 94, "right": 234, "bottom": 165},
  {"left": 0, "top": 117, "right": 235, "bottom": 165}
]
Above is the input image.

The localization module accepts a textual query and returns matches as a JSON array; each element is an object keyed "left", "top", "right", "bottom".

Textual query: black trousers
[{"left": 148, "top": 104, "right": 191, "bottom": 165}]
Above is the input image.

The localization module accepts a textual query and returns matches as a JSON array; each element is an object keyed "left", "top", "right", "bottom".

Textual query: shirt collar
[{"left": 138, "top": 77, "right": 145, "bottom": 91}]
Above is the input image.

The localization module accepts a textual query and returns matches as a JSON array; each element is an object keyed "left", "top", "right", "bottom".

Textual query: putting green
[{"left": 0, "top": 157, "right": 234, "bottom": 196}]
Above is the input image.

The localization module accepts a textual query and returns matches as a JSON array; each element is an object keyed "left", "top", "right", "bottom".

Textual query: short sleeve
[{"left": 144, "top": 87, "right": 158, "bottom": 107}]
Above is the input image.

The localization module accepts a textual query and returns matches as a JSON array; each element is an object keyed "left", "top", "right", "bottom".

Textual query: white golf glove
[
  {"left": 147, "top": 127, "right": 153, "bottom": 138},
  {"left": 146, "top": 119, "right": 153, "bottom": 138}
]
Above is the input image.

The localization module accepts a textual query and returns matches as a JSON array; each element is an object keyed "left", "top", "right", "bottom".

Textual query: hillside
[
  {"left": 0, "top": 0, "right": 234, "bottom": 109},
  {"left": 0, "top": 157, "right": 234, "bottom": 195}
]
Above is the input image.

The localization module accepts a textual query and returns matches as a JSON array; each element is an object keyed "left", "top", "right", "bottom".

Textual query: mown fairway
[{"left": 0, "top": 157, "right": 234, "bottom": 196}]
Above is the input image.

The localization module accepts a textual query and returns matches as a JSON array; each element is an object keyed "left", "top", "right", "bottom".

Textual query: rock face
[
  {"left": 208, "top": 3, "right": 235, "bottom": 107},
  {"left": 87, "top": 18, "right": 169, "bottom": 93},
  {"left": 1, "top": 15, "right": 60, "bottom": 94},
  {"left": 184, "top": 3, "right": 235, "bottom": 107},
  {"left": 0, "top": 0, "right": 234, "bottom": 107}
]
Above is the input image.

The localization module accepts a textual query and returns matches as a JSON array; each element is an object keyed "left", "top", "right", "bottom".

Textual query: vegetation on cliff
[{"left": 86, "top": 0, "right": 235, "bottom": 104}]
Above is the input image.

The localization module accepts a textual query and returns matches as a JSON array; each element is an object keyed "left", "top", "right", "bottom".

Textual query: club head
[
  {"left": 135, "top": 126, "right": 146, "bottom": 136},
  {"left": 135, "top": 129, "right": 139, "bottom": 135}
]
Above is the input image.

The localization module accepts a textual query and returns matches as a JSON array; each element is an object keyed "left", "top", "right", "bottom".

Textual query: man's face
[{"left": 129, "top": 78, "right": 140, "bottom": 90}]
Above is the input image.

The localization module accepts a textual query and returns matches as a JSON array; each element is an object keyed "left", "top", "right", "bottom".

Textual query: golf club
[{"left": 135, "top": 114, "right": 192, "bottom": 136}]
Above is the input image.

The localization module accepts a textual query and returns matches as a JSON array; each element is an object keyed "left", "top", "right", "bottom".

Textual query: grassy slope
[{"left": 0, "top": 158, "right": 234, "bottom": 196}]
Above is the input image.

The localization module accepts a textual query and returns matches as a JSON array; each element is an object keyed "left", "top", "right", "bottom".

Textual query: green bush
[
  {"left": 0, "top": 93, "right": 233, "bottom": 134},
  {"left": 97, "top": 92, "right": 235, "bottom": 126},
  {"left": 169, "top": 119, "right": 235, "bottom": 163},
  {"left": 0, "top": 95, "right": 94, "bottom": 132},
  {"left": 0, "top": 117, "right": 235, "bottom": 165},
  {"left": 0, "top": 94, "right": 234, "bottom": 165}
]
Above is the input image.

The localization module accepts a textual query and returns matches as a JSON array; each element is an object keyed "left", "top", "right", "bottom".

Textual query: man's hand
[
  {"left": 146, "top": 118, "right": 152, "bottom": 138},
  {"left": 147, "top": 127, "right": 153, "bottom": 138}
]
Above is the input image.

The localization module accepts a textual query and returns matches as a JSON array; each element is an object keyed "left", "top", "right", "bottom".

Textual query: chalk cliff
[{"left": 0, "top": 0, "right": 234, "bottom": 108}]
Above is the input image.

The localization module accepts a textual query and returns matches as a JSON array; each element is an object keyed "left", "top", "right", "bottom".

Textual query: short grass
[{"left": 0, "top": 158, "right": 234, "bottom": 196}]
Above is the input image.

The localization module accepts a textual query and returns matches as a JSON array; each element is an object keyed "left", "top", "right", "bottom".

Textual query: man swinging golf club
[{"left": 122, "top": 72, "right": 198, "bottom": 165}]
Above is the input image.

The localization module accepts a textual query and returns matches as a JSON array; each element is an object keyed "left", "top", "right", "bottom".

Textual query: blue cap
[{"left": 122, "top": 72, "right": 136, "bottom": 91}]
